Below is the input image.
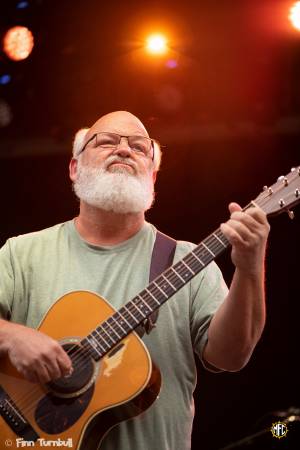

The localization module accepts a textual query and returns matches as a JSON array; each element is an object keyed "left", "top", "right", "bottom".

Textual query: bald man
[{"left": 0, "top": 111, "right": 269, "bottom": 450}]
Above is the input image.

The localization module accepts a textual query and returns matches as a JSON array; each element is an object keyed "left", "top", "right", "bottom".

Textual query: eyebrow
[{"left": 100, "top": 129, "right": 149, "bottom": 137}]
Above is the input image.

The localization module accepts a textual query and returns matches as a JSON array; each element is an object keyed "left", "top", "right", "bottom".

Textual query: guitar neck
[
  {"left": 81, "top": 228, "right": 230, "bottom": 360},
  {"left": 80, "top": 165, "right": 300, "bottom": 359}
]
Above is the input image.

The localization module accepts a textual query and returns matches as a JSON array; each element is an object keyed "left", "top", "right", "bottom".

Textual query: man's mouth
[{"left": 108, "top": 161, "right": 135, "bottom": 172}]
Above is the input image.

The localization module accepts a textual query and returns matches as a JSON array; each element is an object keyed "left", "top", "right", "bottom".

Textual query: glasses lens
[
  {"left": 128, "top": 136, "right": 152, "bottom": 157},
  {"left": 96, "top": 133, "right": 119, "bottom": 147},
  {"left": 95, "top": 133, "right": 153, "bottom": 159}
]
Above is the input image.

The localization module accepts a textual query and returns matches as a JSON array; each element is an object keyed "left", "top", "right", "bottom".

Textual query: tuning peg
[
  {"left": 291, "top": 167, "right": 300, "bottom": 175},
  {"left": 287, "top": 210, "right": 295, "bottom": 220},
  {"left": 277, "top": 175, "right": 288, "bottom": 186},
  {"left": 262, "top": 186, "right": 273, "bottom": 194}
]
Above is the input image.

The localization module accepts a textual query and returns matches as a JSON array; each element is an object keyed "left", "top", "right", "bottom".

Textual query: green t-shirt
[{"left": 0, "top": 221, "right": 228, "bottom": 450}]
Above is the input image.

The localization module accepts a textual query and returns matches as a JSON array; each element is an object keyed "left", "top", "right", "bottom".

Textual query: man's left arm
[{"left": 203, "top": 202, "right": 270, "bottom": 372}]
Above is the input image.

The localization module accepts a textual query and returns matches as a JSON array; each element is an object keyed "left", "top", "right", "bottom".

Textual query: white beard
[{"left": 73, "top": 157, "right": 154, "bottom": 214}]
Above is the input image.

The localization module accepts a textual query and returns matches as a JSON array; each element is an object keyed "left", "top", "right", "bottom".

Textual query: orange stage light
[
  {"left": 3, "top": 26, "right": 34, "bottom": 61},
  {"left": 146, "top": 34, "right": 168, "bottom": 55},
  {"left": 289, "top": 1, "right": 300, "bottom": 31}
]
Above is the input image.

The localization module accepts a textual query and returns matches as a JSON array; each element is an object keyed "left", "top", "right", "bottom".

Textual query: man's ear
[
  {"left": 69, "top": 158, "right": 78, "bottom": 182},
  {"left": 152, "top": 170, "right": 158, "bottom": 184}
]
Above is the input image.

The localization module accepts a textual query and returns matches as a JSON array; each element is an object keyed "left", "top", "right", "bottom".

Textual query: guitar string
[
  {"left": 14, "top": 183, "right": 284, "bottom": 413},
  {"left": 11, "top": 228, "right": 230, "bottom": 417},
  {"left": 2, "top": 194, "right": 272, "bottom": 416},
  {"left": 0, "top": 199, "right": 270, "bottom": 420},
  {"left": 0, "top": 232, "right": 246, "bottom": 418},
  {"left": 12, "top": 225, "right": 230, "bottom": 415},
  {"left": 7, "top": 179, "right": 297, "bottom": 420}
]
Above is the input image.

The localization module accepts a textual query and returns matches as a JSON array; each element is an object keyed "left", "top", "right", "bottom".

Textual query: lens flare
[{"left": 146, "top": 34, "right": 168, "bottom": 55}]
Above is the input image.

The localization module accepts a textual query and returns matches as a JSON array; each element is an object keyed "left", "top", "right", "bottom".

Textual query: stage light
[
  {"left": 0, "top": 74, "right": 12, "bottom": 85},
  {"left": 146, "top": 34, "right": 168, "bottom": 55},
  {"left": 16, "top": 1, "right": 30, "bottom": 9},
  {"left": 3, "top": 26, "right": 34, "bottom": 61},
  {"left": 289, "top": 2, "right": 300, "bottom": 31}
]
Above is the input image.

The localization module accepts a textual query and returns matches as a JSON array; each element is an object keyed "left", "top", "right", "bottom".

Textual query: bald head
[
  {"left": 72, "top": 111, "right": 162, "bottom": 170},
  {"left": 87, "top": 111, "right": 149, "bottom": 142}
]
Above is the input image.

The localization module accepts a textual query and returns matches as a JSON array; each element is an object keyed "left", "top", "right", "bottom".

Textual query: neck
[{"left": 74, "top": 202, "right": 145, "bottom": 246}]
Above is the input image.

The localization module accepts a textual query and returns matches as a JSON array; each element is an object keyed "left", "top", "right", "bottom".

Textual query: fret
[
  {"left": 101, "top": 324, "right": 118, "bottom": 344},
  {"left": 81, "top": 337, "right": 96, "bottom": 360},
  {"left": 181, "top": 259, "right": 195, "bottom": 275},
  {"left": 153, "top": 280, "right": 169, "bottom": 298},
  {"left": 86, "top": 336, "right": 102, "bottom": 356},
  {"left": 170, "top": 267, "right": 185, "bottom": 283},
  {"left": 213, "top": 232, "right": 227, "bottom": 248},
  {"left": 202, "top": 242, "right": 215, "bottom": 257},
  {"left": 117, "top": 311, "right": 133, "bottom": 330},
  {"left": 122, "top": 305, "right": 140, "bottom": 324},
  {"left": 80, "top": 224, "right": 233, "bottom": 359},
  {"left": 162, "top": 274, "right": 177, "bottom": 291},
  {"left": 137, "top": 294, "right": 153, "bottom": 311},
  {"left": 131, "top": 299, "right": 147, "bottom": 318},
  {"left": 91, "top": 330, "right": 108, "bottom": 352},
  {"left": 175, "top": 262, "right": 193, "bottom": 280},
  {"left": 106, "top": 318, "right": 122, "bottom": 339},
  {"left": 145, "top": 288, "right": 160, "bottom": 306},
  {"left": 111, "top": 315, "right": 127, "bottom": 334},
  {"left": 191, "top": 250, "right": 205, "bottom": 266},
  {"left": 95, "top": 326, "right": 114, "bottom": 347}
]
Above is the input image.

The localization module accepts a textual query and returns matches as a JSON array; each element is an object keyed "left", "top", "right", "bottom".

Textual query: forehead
[{"left": 88, "top": 113, "right": 149, "bottom": 138}]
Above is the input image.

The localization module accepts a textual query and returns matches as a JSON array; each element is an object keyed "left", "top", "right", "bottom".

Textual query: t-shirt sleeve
[
  {"left": 0, "top": 240, "right": 15, "bottom": 320},
  {"left": 189, "top": 260, "right": 229, "bottom": 371}
]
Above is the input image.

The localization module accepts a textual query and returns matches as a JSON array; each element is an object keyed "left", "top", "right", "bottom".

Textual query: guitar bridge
[{"left": 0, "top": 385, "right": 39, "bottom": 441}]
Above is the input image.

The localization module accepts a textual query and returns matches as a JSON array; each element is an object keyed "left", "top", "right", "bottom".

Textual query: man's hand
[
  {"left": 203, "top": 202, "right": 270, "bottom": 371},
  {"left": 1, "top": 320, "right": 72, "bottom": 383},
  {"left": 220, "top": 202, "right": 270, "bottom": 275}
]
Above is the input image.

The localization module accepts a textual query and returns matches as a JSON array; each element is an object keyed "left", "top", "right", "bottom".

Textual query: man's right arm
[
  {"left": 0, "top": 318, "right": 72, "bottom": 383},
  {"left": 0, "top": 239, "right": 72, "bottom": 384}
]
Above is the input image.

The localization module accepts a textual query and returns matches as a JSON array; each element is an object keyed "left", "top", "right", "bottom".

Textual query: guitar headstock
[{"left": 254, "top": 167, "right": 300, "bottom": 218}]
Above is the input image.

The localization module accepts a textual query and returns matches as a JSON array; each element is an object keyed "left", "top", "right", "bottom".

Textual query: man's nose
[{"left": 113, "top": 137, "right": 132, "bottom": 157}]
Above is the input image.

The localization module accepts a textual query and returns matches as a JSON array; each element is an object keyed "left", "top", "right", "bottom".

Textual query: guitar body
[
  {"left": 1, "top": 168, "right": 298, "bottom": 449},
  {"left": 0, "top": 291, "right": 161, "bottom": 449}
]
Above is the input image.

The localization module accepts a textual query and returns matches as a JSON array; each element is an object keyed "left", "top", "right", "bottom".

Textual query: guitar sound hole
[{"left": 47, "top": 343, "right": 95, "bottom": 396}]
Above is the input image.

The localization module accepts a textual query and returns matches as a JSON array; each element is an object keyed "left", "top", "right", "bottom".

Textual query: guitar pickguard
[{"left": 35, "top": 385, "right": 94, "bottom": 435}]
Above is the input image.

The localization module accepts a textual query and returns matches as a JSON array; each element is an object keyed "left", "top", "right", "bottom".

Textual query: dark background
[{"left": 0, "top": 1, "right": 300, "bottom": 449}]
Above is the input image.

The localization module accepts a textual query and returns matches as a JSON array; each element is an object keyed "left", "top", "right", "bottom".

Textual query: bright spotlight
[
  {"left": 146, "top": 34, "right": 168, "bottom": 55},
  {"left": 3, "top": 26, "right": 34, "bottom": 61},
  {"left": 289, "top": 2, "right": 300, "bottom": 31}
]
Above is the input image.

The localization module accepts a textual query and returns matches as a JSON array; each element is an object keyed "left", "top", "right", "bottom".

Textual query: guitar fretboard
[{"left": 81, "top": 228, "right": 229, "bottom": 360}]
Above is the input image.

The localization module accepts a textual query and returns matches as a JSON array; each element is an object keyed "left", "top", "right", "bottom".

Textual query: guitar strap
[{"left": 136, "top": 230, "right": 177, "bottom": 338}]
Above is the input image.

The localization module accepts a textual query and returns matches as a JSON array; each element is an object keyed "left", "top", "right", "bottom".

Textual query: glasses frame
[{"left": 77, "top": 132, "right": 157, "bottom": 161}]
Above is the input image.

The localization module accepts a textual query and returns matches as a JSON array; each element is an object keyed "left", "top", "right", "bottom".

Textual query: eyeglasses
[{"left": 78, "top": 132, "right": 156, "bottom": 160}]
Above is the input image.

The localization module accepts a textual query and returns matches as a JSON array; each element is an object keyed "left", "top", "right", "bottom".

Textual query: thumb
[{"left": 228, "top": 202, "right": 242, "bottom": 215}]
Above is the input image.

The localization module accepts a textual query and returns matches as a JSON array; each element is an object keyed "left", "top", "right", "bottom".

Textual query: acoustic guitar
[{"left": 0, "top": 167, "right": 299, "bottom": 449}]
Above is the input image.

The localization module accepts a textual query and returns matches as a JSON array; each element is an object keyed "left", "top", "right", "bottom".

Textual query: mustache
[{"left": 104, "top": 156, "right": 137, "bottom": 172}]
